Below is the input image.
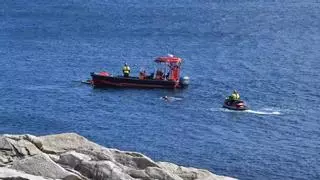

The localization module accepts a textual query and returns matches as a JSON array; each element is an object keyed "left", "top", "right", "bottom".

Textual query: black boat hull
[
  {"left": 91, "top": 73, "right": 182, "bottom": 89},
  {"left": 223, "top": 100, "right": 248, "bottom": 111}
]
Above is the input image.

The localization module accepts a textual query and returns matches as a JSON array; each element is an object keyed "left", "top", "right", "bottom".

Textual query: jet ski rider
[{"left": 229, "top": 90, "right": 240, "bottom": 101}]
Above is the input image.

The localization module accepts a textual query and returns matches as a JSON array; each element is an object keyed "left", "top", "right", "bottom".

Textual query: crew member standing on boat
[{"left": 122, "top": 63, "right": 130, "bottom": 77}]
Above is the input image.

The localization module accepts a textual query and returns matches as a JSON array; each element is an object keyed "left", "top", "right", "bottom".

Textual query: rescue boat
[{"left": 90, "top": 55, "right": 189, "bottom": 89}]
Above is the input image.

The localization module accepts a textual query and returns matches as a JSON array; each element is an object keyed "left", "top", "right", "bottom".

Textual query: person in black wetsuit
[{"left": 162, "top": 96, "right": 169, "bottom": 101}]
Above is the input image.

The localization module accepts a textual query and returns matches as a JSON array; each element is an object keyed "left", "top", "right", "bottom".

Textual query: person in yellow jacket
[
  {"left": 122, "top": 63, "right": 130, "bottom": 77},
  {"left": 229, "top": 90, "right": 240, "bottom": 101}
]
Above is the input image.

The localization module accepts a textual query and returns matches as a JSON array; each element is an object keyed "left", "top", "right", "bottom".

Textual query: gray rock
[
  {"left": 126, "top": 168, "right": 150, "bottom": 179},
  {"left": 76, "top": 160, "right": 135, "bottom": 180},
  {"left": 132, "top": 156, "right": 159, "bottom": 169},
  {"left": 62, "top": 167, "right": 90, "bottom": 180},
  {"left": 1, "top": 135, "right": 41, "bottom": 162},
  {"left": 158, "top": 162, "right": 236, "bottom": 180},
  {"left": 146, "top": 166, "right": 183, "bottom": 180},
  {"left": 0, "top": 137, "right": 16, "bottom": 162},
  {"left": 0, "top": 167, "right": 51, "bottom": 180},
  {"left": 3, "top": 135, "right": 24, "bottom": 141},
  {"left": 77, "top": 148, "right": 114, "bottom": 161},
  {"left": 11, "top": 153, "right": 80, "bottom": 180},
  {"left": 24, "top": 134, "right": 43, "bottom": 150},
  {"left": 0, "top": 161, "right": 5, "bottom": 167},
  {"left": 111, "top": 149, "right": 159, "bottom": 169},
  {"left": 47, "top": 154, "right": 60, "bottom": 162},
  {"left": 6, "top": 138, "right": 42, "bottom": 156},
  {"left": 0, "top": 133, "right": 236, "bottom": 180},
  {"left": 0, "top": 152, "right": 10, "bottom": 164},
  {"left": 38, "top": 133, "right": 100, "bottom": 154},
  {"left": 0, "top": 137, "right": 13, "bottom": 151},
  {"left": 58, "top": 151, "right": 91, "bottom": 168}
]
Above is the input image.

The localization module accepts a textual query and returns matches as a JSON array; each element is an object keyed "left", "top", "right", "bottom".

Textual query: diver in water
[
  {"left": 161, "top": 96, "right": 169, "bottom": 101},
  {"left": 161, "top": 96, "right": 183, "bottom": 102}
]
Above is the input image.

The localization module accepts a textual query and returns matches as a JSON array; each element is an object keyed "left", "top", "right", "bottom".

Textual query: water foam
[
  {"left": 245, "top": 109, "right": 281, "bottom": 115},
  {"left": 210, "top": 107, "right": 281, "bottom": 115}
]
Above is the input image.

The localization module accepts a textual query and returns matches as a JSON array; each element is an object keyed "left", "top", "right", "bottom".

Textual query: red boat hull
[{"left": 91, "top": 73, "right": 183, "bottom": 89}]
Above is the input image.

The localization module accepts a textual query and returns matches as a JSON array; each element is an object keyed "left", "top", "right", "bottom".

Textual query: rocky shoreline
[{"left": 0, "top": 133, "right": 235, "bottom": 180}]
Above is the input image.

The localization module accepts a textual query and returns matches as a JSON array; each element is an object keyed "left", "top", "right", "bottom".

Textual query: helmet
[
  {"left": 233, "top": 90, "right": 237, "bottom": 93},
  {"left": 124, "top": 63, "right": 128, "bottom": 66}
]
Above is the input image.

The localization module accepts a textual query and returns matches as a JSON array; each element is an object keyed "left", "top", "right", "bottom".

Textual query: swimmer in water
[
  {"left": 161, "top": 96, "right": 183, "bottom": 102},
  {"left": 161, "top": 96, "right": 170, "bottom": 101}
]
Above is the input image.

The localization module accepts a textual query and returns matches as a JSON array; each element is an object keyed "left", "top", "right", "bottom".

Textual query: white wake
[
  {"left": 245, "top": 109, "right": 281, "bottom": 115},
  {"left": 210, "top": 107, "right": 281, "bottom": 115}
]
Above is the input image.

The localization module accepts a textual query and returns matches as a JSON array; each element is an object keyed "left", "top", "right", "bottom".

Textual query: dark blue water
[{"left": 1, "top": 1, "right": 320, "bottom": 179}]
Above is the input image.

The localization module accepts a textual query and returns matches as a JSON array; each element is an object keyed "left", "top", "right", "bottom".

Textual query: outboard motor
[{"left": 179, "top": 76, "right": 190, "bottom": 87}]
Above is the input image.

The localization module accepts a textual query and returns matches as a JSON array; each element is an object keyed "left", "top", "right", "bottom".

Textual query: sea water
[{"left": 1, "top": 1, "right": 319, "bottom": 179}]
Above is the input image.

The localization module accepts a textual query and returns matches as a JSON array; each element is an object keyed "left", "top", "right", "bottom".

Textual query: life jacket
[
  {"left": 122, "top": 66, "right": 130, "bottom": 74},
  {"left": 236, "top": 93, "right": 240, "bottom": 99},
  {"left": 230, "top": 93, "right": 237, "bottom": 100},
  {"left": 231, "top": 93, "right": 240, "bottom": 100}
]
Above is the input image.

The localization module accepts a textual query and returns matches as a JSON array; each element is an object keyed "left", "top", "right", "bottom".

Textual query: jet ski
[{"left": 223, "top": 99, "right": 248, "bottom": 111}]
